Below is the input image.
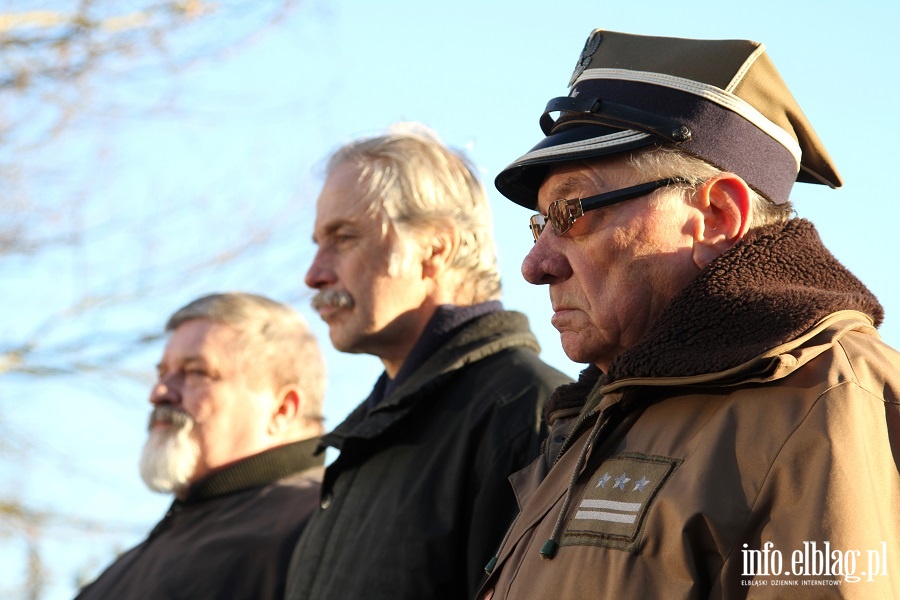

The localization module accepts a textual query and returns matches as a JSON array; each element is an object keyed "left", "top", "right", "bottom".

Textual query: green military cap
[{"left": 495, "top": 29, "right": 842, "bottom": 208}]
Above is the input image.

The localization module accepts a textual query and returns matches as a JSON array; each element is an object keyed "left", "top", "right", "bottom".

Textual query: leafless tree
[{"left": 0, "top": 2, "right": 313, "bottom": 597}]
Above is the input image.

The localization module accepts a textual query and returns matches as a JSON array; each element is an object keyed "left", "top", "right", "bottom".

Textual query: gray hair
[
  {"left": 166, "top": 292, "right": 325, "bottom": 421},
  {"left": 325, "top": 124, "right": 502, "bottom": 304},
  {"left": 628, "top": 146, "right": 794, "bottom": 229}
]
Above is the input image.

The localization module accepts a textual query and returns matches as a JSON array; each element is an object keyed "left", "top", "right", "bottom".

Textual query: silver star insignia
[
  {"left": 633, "top": 476, "right": 650, "bottom": 492},
  {"left": 596, "top": 472, "right": 612, "bottom": 488},
  {"left": 614, "top": 472, "right": 631, "bottom": 490}
]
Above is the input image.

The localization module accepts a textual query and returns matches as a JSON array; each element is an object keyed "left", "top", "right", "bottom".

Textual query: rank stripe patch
[
  {"left": 562, "top": 453, "right": 681, "bottom": 552},
  {"left": 574, "top": 510, "right": 636, "bottom": 524},
  {"left": 581, "top": 499, "right": 641, "bottom": 511},
  {"left": 575, "top": 498, "right": 641, "bottom": 524}
]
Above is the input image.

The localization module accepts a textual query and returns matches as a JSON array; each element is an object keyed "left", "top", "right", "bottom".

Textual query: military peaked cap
[{"left": 496, "top": 29, "right": 842, "bottom": 208}]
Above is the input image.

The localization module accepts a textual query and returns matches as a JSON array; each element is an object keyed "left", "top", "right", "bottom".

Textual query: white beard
[{"left": 139, "top": 408, "right": 200, "bottom": 494}]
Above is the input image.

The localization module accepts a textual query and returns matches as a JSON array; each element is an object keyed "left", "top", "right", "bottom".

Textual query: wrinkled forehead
[
  {"left": 159, "top": 319, "right": 240, "bottom": 368},
  {"left": 314, "top": 166, "right": 387, "bottom": 232},
  {"left": 537, "top": 155, "right": 637, "bottom": 208}
]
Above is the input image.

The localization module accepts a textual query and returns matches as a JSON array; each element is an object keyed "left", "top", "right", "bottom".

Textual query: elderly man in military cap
[{"left": 480, "top": 30, "right": 900, "bottom": 599}]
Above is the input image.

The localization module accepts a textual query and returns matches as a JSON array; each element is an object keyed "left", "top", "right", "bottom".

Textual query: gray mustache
[
  {"left": 148, "top": 405, "right": 193, "bottom": 431},
  {"left": 311, "top": 289, "right": 355, "bottom": 311}
]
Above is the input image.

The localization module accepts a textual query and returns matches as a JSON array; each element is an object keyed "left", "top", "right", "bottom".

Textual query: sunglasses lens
[
  {"left": 529, "top": 214, "right": 546, "bottom": 242},
  {"left": 547, "top": 200, "right": 570, "bottom": 235}
]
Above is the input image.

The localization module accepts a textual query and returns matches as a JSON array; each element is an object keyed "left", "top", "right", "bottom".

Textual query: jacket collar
[
  {"left": 181, "top": 437, "right": 323, "bottom": 503},
  {"left": 319, "top": 310, "right": 540, "bottom": 452},
  {"left": 610, "top": 218, "right": 881, "bottom": 381},
  {"left": 544, "top": 219, "right": 882, "bottom": 418},
  {"left": 374, "top": 301, "right": 503, "bottom": 408}
]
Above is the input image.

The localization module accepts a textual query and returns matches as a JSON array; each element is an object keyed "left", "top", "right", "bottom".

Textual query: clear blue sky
[{"left": 2, "top": 1, "right": 898, "bottom": 597}]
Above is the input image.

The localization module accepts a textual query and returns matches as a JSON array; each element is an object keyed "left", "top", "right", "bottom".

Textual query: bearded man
[{"left": 76, "top": 292, "right": 326, "bottom": 600}]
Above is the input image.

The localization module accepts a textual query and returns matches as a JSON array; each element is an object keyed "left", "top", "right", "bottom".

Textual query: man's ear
[
  {"left": 691, "top": 174, "right": 752, "bottom": 270},
  {"left": 268, "top": 386, "right": 300, "bottom": 435},
  {"left": 421, "top": 227, "right": 459, "bottom": 279}
]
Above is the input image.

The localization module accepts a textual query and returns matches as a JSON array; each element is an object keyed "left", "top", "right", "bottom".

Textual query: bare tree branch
[{"left": 0, "top": 2, "right": 309, "bottom": 597}]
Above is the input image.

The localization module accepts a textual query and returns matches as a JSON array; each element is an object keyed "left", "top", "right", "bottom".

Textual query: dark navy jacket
[
  {"left": 285, "top": 310, "right": 571, "bottom": 600},
  {"left": 76, "top": 438, "right": 323, "bottom": 600}
]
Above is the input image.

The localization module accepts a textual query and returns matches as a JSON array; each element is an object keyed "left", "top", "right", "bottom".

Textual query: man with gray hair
[
  {"left": 286, "top": 124, "right": 571, "bottom": 600},
  {"left": 478, "top": 29, "right": 900, "bottom": 598},
  {"left": 76, "top": 292, "right": 326, "bottom": 600}
]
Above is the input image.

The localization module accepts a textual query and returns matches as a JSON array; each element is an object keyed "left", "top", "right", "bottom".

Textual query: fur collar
[{"left": 546, "top": 219, "right": 882, "bottom": 414}]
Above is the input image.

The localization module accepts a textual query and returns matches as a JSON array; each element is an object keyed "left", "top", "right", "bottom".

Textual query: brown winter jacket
[{"left": 481, "top": 219, "right": 900, "bottom": 599}]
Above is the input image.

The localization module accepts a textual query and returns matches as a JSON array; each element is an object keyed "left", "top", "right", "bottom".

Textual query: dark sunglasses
[{"left": 529, "top": 177, "right": 685, "bottom": 243}]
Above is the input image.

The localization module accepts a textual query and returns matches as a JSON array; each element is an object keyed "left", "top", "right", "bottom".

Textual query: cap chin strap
[{"left": 540, "top": 96, "right": 692, "bottom": 144}]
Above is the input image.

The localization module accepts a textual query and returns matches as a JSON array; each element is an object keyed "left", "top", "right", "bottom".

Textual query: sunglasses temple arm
[{"left": 579, "top": 178, "right": 678, "bottom": 213}]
